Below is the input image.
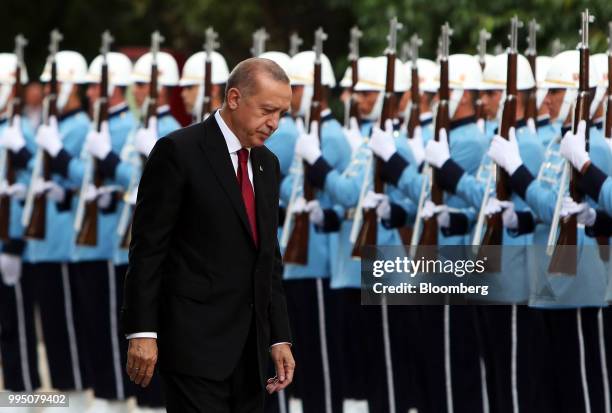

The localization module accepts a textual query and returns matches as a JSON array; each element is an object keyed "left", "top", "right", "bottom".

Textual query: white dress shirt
[{"left": 128, "top": 110, "right": 289, "bottom": 348}]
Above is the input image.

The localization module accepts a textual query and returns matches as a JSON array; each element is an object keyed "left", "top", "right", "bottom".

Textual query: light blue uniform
[
  {"left": 265, "top": 113, "right": 298, "bottom": 179},
  {"left": 280, "top": 111, "right": 352, "bottom": 280},
  {"left": 24, "top": 110, "right": 90, "bottom": 263}
]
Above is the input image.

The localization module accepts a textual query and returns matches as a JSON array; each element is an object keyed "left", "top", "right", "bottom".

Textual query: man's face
[
  {"left": 133, "top": 82, "right": 150, "bottom": 107},
  {"left": 481, "top": 90, "right": 503, "bottom": 119},
  {"left": 181, "top": 84, "right": 199, "bottom": 114},
  {"left": 544, "top": 89, "right": 565, "bottom": 120},
  {"left": 86, "top": 83, "right": 101, "bottom": 111},
  {"left": 229, "top": 75, "right": 292, "bottom": 147},
  {"left": 290, "top": 85, "right": 304, "bottom": 115},
  {"left": 355, "top": 91, "right": 379, "bottom": 118}
]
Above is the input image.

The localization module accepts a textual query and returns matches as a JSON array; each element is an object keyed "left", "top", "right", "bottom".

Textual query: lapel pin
[{"left": 259, "top": 165, "right": 264, "bottom": 172}]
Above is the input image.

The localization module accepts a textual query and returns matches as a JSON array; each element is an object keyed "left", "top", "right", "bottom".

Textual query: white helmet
[
  {"left": 40, "top": 50, "right": 88, "bottom": 111},
  {"left": 590, "top": 53, "right": 608, "bottom": 118},
  {"left": 131, "top": 51, "right": 179, "bottom": 87},
  {"left": 446, "top": 54, "right": 483, "bottom": 118},
  {"left": 288, "top": 51, "right": 336, "bottom": 87},
  {"left": 353, "top": 56, "right": 408, "bottom": 92},
  {"left": 0, "top": 53, "right": 28, "bottom": 112},
  {"left": 542, "top": 50, "right": 599, "bottom": 123},
  {"left": 340, "top": 65, "right": 352, "bottom": 88},
  {"left": 479, "top": 53, "right": 536, "bottom": 91},
  {"left": 535, "top": 56, "right": 552, "bottom": 109},
  {"left": 87, "top": 52, "right": 133, "bottom": 89},
  {"left": 179, "top": 51, "right": 229, "bottom": 87},
  {"left": 474, "top": 53, "right": 496, "bottom": 71},
  {"left": 40, "top": 50, "right": 88, "bottom": 84},
  {"left": 409, "top": 58, "right": 439, "bottom": 93},
  {"left": 259, "top": 51, "right": 292, "bottom": 76}
]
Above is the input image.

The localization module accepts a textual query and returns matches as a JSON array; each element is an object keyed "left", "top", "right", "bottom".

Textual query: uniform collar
[
  {"left": 214, "top": 109, "right": 249, "bottom": 155},
  {"left": 515, "top": 118, "right": 527, "bottom": 129},
  {"left": 592, "top": 116, "right": 604, "bottom": 130},
  {"left": 561, "top": 125, "right": 572, "bottom": 136},
  {"left": 536, "top": 115, "right": 550, "bottom": 128},
  {"left": 157, "top": 104, "right": 171, "bottom": 118},
  {"left": 109, "top": 102, "right": 129, "bottom": 119},
  {"left": 58, "top": 108, "right": 84, "bottom": 122},
  {"left": 450, "top": 115, "right": 476, "bottom": 131},
  {"left": 0, "top": 113, "right": 8, "bottom": 126},
  {"left": 420, "top": 112, "right": 433, "bottom": 127},
  {"left": 320, "top": 108, "right": 334, "bottom": 123}
]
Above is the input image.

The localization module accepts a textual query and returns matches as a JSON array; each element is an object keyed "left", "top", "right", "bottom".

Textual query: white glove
[
  {"left": 376, "top": 194, "right": 391, "bottom": 220},
  {"left": 407, "top": 126, "right": 426, "bottom": 166},
  {"left": 368, "top": 119, "right": 396, "bottom": 162},
  {"left": 35, "top": 116, "right": 62, "bottom": 157},
  {"left": 134, "top": 117, "right": 158, "bottom": 157},
  {"left": 560, "top": 120, "right": 590, "bottom": 171},
  {"left": 6, "top": 183, "right": 27, "bottom": 200},
  {"left": 291, "top": 196, "right": 307, "bottom": 213},
  {"left": 96, "top": 186, "right": 115, "bottom": 209},
  {"left": 0, "top": 115, "right": 26, "bottom": 152},
  {"left": 305, "top": 199, "right": 324, "bottom": 226},
  {"left": 85, "top": 121, "right": 112, "bottom": 159},
  {"left": 421, "top": 200, "right": 450, "bottom": 228},
  {"left": 33, "top": 180, "right": 66, "bottom": 203},
  {"left": 294, "top": 120, "right": 321, "bottom": 165},
  {"left": 424, "top": 128, "right": 450, "bottom": 168},
  {"left": 484, "top": 197, "right": 518, "bottom": 229},
  {"left": 83, "top": 184, "right": 98, "bottom": 202},
  {"left": 560, "top": 195, "right": 596, "bottom": 226},
  {"left": 362, "top": 190, "right": 386, "bottom": 210},
  {"left": 487, "top": 127, "right": 522, "bottom": 175},
  {"left": 343, "top": 117, "right": 364, "bottom": 154},
  {"left": 0, "top": 253, "right": 22, "bottom": 286}
]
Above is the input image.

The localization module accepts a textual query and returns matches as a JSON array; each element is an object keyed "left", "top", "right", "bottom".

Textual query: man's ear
[{"left": 226, "top": 87, "right": 241, "bottom": 110}]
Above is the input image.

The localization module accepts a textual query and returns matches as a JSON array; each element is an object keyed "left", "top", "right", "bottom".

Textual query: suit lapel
[
  {"left": 250, "top": 147, "right": 270, "bottom": 253},
  {"left": 199, "top": 117, "right": 252, "bottom": 241}
]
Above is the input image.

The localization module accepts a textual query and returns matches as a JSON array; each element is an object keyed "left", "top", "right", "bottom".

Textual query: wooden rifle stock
[
  {"left": 525, "top": 54, "right": 538, "bottom": 127},
  {"left": 549, "top": 15, "right": 591, "bottom": 275},
  {"left": 408, "top": 64, "right": 420, "bottom": 137},
  {"left": 284, "top": 53, "right": 323, "bottom": 264}
]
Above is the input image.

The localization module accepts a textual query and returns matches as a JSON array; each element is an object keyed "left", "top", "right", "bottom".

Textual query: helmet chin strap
[
  {"left": 0, "top": 84, "right": 12, "bottom": 113},
  {"left": 536, "top": 88, "right": 548, "bottom": 111},
  {"left": 556, "top": 89, "right": 577, "bottom": 126},
  {"left": 448, "top": 89, "right": 464, "bottom": 119},
  {"left": 56, "top": 82, "right": 73, "bottom": 112},
  {"left": 363, "top": 91, "right": 384, "bottom": 121},
  {"left": 297, "top": 85, "right": 313, "bottom": 119},
  {"left": 192, "top": 83, "right": 205, "bottom": 119}
]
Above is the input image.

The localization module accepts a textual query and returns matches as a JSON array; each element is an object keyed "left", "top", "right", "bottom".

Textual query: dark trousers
[
  {"left": 160, "top": 317, "right": 264, "bottom": 413},
  {"left": 28, "top": 262, "right": 91, "bottom": 391},
  {"left": 70, "top": 260, "right": 131, "bottom": 400},
  {"left": 0, "top": 265, "right": 40, "bottom": 391}
]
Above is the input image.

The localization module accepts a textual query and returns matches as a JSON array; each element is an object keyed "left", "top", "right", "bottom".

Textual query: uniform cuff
[
  {"left": 315, "top": 208, "right": 341, "bottom": 233},
  {"left": 510, "top": 165, "right": 534, "bottom": 200},
  {"left": 382, "top": 202, "right": 408, "bottom": 229},
  {"left": 49, "top": 149, "right": 72, "bottom": 178},
  {"left": 585, "top": 210, "right": 612, "bottom": 238},
  {"left": 306, "top": 157, "right": 332, "bottom": 189},
  {"left": 11, "top": 147, "right": 32, "bottom": 170},
  {"left": 441, "top": 212, "right": 469, "bottom": 236},
  {"left": 99, "top": 152, "right": 121, "bottom": 180},
  {"left": 55, "top": 189, "right": 74, "bottom": 212},
  {"left": 381, "top": 152, "right": 409, "bottom": 186},
  {"left": 581, "top": 163, "right": 607, "bottom": 203},
  {"left": 438, "top": 159, "right": 464, "bottom": 193},
  {"left": 100, "top": 192, "right": 120, "bottom": 215},
  {"left": 1, "top": 239, "right": 25, "bottom": 255},
  {"left": 508, "top": 211, "right": 535, "bottom": 237}
]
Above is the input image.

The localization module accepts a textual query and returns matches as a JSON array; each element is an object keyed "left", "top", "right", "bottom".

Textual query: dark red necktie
[{"left": 236, "top": 148, "right": 258, "bottom": 247}]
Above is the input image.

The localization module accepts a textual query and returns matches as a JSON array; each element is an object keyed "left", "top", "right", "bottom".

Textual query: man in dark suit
[{"left": 122, "top": 57, "right": 295, "bottom": 412}]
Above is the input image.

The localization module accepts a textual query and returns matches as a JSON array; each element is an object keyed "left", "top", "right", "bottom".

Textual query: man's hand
[
  {"left": 126, "top": 338, "right": 158, "bottom": 387},
  {"left": 266, "top": 344, "right": 295, "bottom": 394}
]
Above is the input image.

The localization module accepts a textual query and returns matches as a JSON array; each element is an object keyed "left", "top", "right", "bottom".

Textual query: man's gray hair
[{"left": 224, "top": 57, "right": 290, "bottom": 100}]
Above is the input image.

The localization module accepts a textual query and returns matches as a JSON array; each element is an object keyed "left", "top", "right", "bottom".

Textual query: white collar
[
  {"left": 214, "top": 109, "right": 248, "bottom": 155},
  {"left": 109, "top": 102, "right": 128, "bottom": 114},
  {"left": 157, "top": 104, "right": 170, "bottom": 114}
]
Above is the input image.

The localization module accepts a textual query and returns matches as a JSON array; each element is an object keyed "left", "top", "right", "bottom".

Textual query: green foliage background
[{"left": 1, "top": 0, "right": 611, "bottom": 81}]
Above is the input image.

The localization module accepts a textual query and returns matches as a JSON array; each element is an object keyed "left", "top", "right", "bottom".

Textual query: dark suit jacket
[{"left": 121, "top": 114, "right": 291, "bottom": 384}]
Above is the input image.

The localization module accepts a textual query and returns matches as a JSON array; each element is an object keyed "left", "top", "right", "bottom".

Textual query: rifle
[
  {"left": 475, "top": 29, "right": 491, "bottom": 124},
  {"left": 283, "top": 27, "right": 327, "bottom": 264},
  {"left": 407, "top": 34, "right": 423, "bottom": 137},
  {"left": 352, "top": 17, "right": 402, "bottom": 258},
  {"left": 549, "top": 9, "right": 594, "bottom": 275},
  {"left": 478, "top": 17, "right": 522, "bottom": 271},
  {"left": 0, "top": 34, "right": 27, "bottom": 241},
  {"left": 415, "top": 23, "right": 452, "bottom": 247},
  {"left": 200, "top": 27, "right": 219, "bottom": 122},
  {"left": 289, "top": 33, "right": 303, "bottom": 57},
  {"left": 251, "top": 28, "right": 269, "bottom": 57},
  {"left": 120, "top": 31, "right": 164, "bottom": 249},
  {"left": 23, "top": 29, "right": 62, "bottom": 239},
  {"left": 345, "top": 26, "right": 362, "bottom": 127},
  {"left": 74, "top": 30, "right": 113, "bottom": 246},
  {"left": 525, "top": 19, "right": 540, "bottom": 129}
]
